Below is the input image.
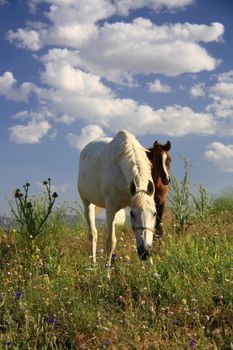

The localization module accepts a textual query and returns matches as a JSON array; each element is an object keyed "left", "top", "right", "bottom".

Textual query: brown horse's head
[{"left": 147, "top": 140, "right": 171, "bottom": 186}]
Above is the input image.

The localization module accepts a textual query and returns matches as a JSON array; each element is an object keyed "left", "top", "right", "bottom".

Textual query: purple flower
[
  {"left": 189, "top": 339, "right": 196, "bottom": 348},
  {"left": 48, "top": 317, "right": 57, "bottom": 324},
  {"left": 5, "top": 341, "right": 13, "bottom": 347},
  {"left": 15, "top": 291, "right": 24, "bottom": 300},
  {"left": 111, "top": 253, "right": 118, "bottom": 260}
]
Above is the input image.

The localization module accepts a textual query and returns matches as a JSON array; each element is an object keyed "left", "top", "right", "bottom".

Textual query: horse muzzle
[{"left": 137, "top": 245, "right": 152, "bottom": 261}]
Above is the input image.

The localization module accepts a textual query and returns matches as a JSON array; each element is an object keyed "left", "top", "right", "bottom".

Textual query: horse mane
[
  {"left": 131, "top": 191, "right": 153, "bottom": 207},
  {"left": 113, "top": 130, "right": 152, "bottom": 189}
]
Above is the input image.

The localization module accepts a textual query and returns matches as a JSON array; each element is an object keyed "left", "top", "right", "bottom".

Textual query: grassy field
[{"left": 0, "top": 201, "right": 232, "bottom": 349}]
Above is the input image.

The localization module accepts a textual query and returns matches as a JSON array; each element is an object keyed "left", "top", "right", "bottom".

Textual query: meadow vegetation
[{"left": 0, "top": 173, "right": 232, "bottom": 349}]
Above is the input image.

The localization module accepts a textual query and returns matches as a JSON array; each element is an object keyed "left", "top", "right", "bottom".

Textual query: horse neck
[
  {"left": 119, "top": 157, "right": 150, "bottom": 189},
  {"left": 152, "top": 166, "right": 163, "bottom": 183}
]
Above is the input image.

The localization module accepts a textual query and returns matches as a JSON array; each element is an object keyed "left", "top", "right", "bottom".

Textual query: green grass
[{"left": 0, "top": 210, "right": 233, "bottom": 350}]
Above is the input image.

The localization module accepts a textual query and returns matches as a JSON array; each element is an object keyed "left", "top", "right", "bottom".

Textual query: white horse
[{"left": 78, "top": 130, "right": 156, "bottom": 266}]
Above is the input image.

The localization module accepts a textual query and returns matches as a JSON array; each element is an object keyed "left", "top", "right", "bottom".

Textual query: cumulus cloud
[
  {"left": 206, "top": 70, "right": 233, "bottom": 135},
  {"left": 38, "top": 65, "right": 216, "bottom": 138},
  {"left": 7, "top": 28, "right": 41, "bottom": 51},
  {"left": 148, "top": 79, "right": 172, "bottom": 93},
  {"left": 0, "top": 71, "right": 36, "bottom": 101},
  {"left": 7, "top": 0, "right": 223, "bottom": 82},
  {"left": 4, "top": 1, "right": 228, "bottom": 145},
  {"left": 41, "top": 61, "right": 113, "bottom": 96},
  {"left": 210, "top": 82, "right": 233, "bottom": 99},
  {"left": 8, "top": 120, "right": 51, "bottom": 144},
  {"left": 115, "top": 0, "right": 195, "bottom": 15},
  {"left": 79, "top": 19, "right": 222, "bottom": 83},
  {"left": 205, "top": 142, "right": 233, "bottom": 172},
  {"left": 190, "top": 83, "right": 206, "bottom": 97},
  {"left": 67, "top": 125, "right": 106, "bottom": 150}
]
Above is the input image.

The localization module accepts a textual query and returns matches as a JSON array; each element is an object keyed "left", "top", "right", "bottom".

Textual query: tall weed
[
  {"left": 8, "top": 179, "right": 58, "bottom": 240},
  {"left": 168, "top": 157, "right": 194, "bottom": 233}
]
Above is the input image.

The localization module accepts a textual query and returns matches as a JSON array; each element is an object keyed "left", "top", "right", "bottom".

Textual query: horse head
[
  {"left": 129, "top": 179, "right": 156, "bottom": 260},
  {"left": 147, "top": 140, "right": 171, "bottom": 186}
]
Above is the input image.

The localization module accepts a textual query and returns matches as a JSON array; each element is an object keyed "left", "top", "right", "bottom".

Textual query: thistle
[{"left": 9, "top": 178, "right": 58, "bottom": 240}]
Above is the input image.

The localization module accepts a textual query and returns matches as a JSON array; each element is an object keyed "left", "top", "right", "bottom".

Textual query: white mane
[{"left": 112, "top": 130, "right": 152, "bottom": 190}]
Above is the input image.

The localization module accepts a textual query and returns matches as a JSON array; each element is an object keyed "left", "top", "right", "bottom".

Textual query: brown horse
[{"left": 147, "top": 140, "right": 171, "bottom": 237}]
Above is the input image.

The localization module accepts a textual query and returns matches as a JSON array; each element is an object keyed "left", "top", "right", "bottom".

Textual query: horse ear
[
  {"left": 147, "top": 180, "right": 154, "bottom": 196},
  {"left": 153, "top": 140, "right": 158, "bottom": 148},
  {"left": 163, "top": 141, "right": 171, "bottom": 151},
  {"left": 130, "top": 180, "right": 137, "bottom": 196}
]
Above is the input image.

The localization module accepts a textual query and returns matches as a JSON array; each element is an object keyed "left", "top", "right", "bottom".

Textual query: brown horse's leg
[{"left": 156, "top": 201, "right": 165, "bottom": 237}]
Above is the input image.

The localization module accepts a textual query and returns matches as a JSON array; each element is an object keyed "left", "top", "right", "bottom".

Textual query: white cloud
[
  {"left": 67, "top": 125, "right": 106, "bottom": 150},
  {"left": 0, "top": 71, "right": 16, "bottom": 95},
  {"left": 5, "top": 1, "right": 228, "bottom": 143},
  {"left": 116, "top": 0, "right": 194, "bottom": 15},
  {"left": 78, "top": 20, "right": 222, "bottom": 83},
  {"left": 7, "top": 28, "right": 41, "bottom": 51},
  {"left": 206, "top": 70, "right": 233, "bottom": 135},
  {"left": 28, "top": 0, "right": 194, "bottom": 19},
  {"left": 210, "top": 82, "right": 233, "bottom": 99},
  {"left": 215, "top": 70, "right": 233, "bottom": 83},
  {"left": 8, "top": 0, "right": 223, "bottom": 82},
  {"left": 190, "top": 82, "right": 206, "bottom": 97},
  {"left": 0, "top": 71, "right": 36, "bottom": 101},
  {"left": 27, "top": 53, "right": 216, "bottom": 138},
  {"left": 58, "top": 114, "right": 76, "bottom": 124},
  {"left": 8, "top": 120, "right": 51, "bottom": 144},
  {"left": 148, "top": 79, "right": 172, "bottom": 93},
  {"left": 41, "top": 61, "right": 112, "bottom": 97},
  {"left": 205, "top": 142, "right": 233, "bottom": 172}
]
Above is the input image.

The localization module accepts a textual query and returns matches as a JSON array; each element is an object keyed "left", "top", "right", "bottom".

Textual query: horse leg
[
  {"left": 82, "top": 199, "right": 98, "bottom": 264},
  {"left": 156, "top": 200, "right": 165, "bottom": 237},
  {"left": 105, "top": 204, "right": 117, "bottom": 267}
]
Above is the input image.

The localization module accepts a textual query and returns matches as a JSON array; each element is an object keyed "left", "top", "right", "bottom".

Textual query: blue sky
[{"left": 1, "top": 0, "right": 233, "bottom": 214}]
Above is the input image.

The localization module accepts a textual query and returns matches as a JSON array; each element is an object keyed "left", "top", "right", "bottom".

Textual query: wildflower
[
  {"left": 27, "top": 202, "right": 32, "bottom": 209},
  {"left": 153, "top": 272, "right": 159, "bottom": 278},
  {"left": 15, "top": 291, "right": 24, "bottom": 300},
  {"left": 48, "top": 317, "right": 57, "bottom": 324},
  {"left": 189, "top": 339, "right": 196, "bottom": 348},
  {"left": 52, "top": 192, "right": 58, "bottom": 198},
  {"left": 43, "top": 180, "right": 48, "bottom": 185},
  {"left": 25, "top": 183, "right": 30, "bottom": 187},
  {"left": 111, "top": 253, "right": 117, "bottom": 260},
  {"left": 5, "top": 341, "right": 13, "bottom": 347},
  {"left": 14, "top": 189, "right": 22, "bottom": 198}
]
